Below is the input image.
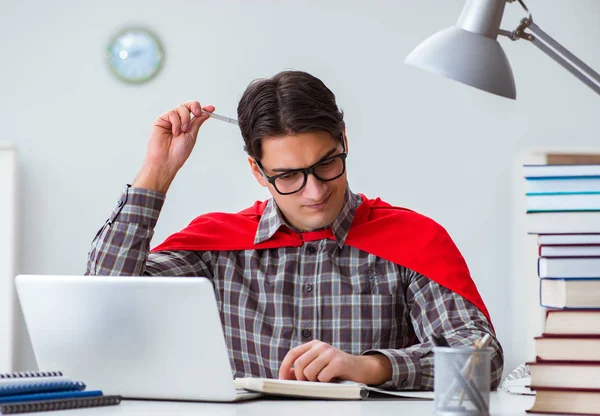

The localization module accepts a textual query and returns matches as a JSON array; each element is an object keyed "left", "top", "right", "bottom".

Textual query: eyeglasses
[{"left": 255, "top": 145, "right": 347, "bottom": 196}]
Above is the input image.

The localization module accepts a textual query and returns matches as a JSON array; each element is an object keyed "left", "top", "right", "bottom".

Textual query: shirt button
[
  {"left": 305, "top": 284, "right": 313, "bottom": 293},
  {"left": 306, "top": 245, "right": 316, "bottom": 254},
  {"left": 401, "top": 380, "right": 408, "bottom": 388},
  {"left": 302, "top": 329, "right": 312, "bottom": 338},
  {"left": 117, "top": 200, "right": 124, "bottom": 207}
]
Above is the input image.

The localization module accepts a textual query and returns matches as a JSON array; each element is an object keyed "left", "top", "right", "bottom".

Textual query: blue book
[
  {"left": 540, "top": 278, "right": 600, "bottom": 309},
  {"left": 526, "top": 191, "right": 600, "bottom": 212},
  {"left": 0, "top": 389, "right": 102, "bottom": 404},
  {"left": 538, "top": 257, "right": 600, "bottom": 279},
  {"left": 0, "top": 381, "right": 86, "bottom": 397},
  {"left": 523, "top": 164, "right": 600, "bottom": 178}
]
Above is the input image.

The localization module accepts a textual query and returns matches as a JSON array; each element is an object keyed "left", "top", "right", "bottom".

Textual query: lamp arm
[
  {"left": 527, "top": 22, "right": 600, "bottom": 95},
  {"left": 499, "top": 17, "right": 600, "bottom": 95}
]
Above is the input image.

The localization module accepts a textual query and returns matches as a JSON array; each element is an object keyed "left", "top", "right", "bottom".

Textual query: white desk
[{"left": 33, "top": 391, "right": 538, "bottom": 415}]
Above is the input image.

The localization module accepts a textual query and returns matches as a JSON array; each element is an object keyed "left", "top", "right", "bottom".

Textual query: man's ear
[{"left": 248, "top": 157, "right": 268, "bottom": 187}]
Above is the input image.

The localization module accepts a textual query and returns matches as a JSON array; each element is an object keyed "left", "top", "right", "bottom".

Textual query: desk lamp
[{"left": 404, "top": 0, "right": 600, "bottom": 99}]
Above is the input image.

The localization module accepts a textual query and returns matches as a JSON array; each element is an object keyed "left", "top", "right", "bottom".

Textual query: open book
[{"left": 234, "top": 378, "right": 434, "bottom": 400}]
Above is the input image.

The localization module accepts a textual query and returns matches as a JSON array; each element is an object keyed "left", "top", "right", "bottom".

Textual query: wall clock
[{"left": 107, "top": 28, "right": 164, "bottom": 84}]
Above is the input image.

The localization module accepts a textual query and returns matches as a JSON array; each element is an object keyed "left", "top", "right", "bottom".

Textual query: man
[{"left": 86, "top": 70, "right": 503, "bottom": 390}]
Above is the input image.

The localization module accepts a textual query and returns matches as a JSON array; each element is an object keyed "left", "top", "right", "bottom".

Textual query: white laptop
[{"left": 14, "top": 275, "right": 262, "bottom": 402}]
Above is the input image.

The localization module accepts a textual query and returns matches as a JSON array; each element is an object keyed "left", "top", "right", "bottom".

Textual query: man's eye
[
  {"left": 319, "top": 159, "right": 336, "bottom": 168},
  {"left": 278, "top": 172, "right": 302, "bottom": 181}
]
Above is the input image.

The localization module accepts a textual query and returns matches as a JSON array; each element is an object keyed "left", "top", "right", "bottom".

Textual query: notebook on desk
[
  {"left": 234, "top": 378, "right": 434, "bottom": 400},
  {"left": 15, "top": 275, "right": 261, "bottom": 402}
]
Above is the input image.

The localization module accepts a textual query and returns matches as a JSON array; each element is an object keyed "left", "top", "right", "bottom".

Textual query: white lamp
[{"left": 405, "top": 0, "right": 600, "bottom": 99}]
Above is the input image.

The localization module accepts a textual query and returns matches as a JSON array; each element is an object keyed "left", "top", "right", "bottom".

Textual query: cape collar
[{"left": 254, "top": 188, "right": 362, "bottom": 249}]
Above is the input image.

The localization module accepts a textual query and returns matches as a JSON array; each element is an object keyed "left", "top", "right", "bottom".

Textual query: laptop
[{"left": 14, "top": 275, "right": 262, "bottom": 402}]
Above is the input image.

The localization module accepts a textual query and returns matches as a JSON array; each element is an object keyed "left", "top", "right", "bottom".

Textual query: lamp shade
[{"left": 405, "top": 26, "right": 517, "bottom": 99}]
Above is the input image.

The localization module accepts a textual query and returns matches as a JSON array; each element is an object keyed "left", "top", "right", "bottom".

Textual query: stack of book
[
  {"left": 0, "top": 371, "right": 121, "bottom": 414},
  {"left": 524, "top": 164, "right": 600, "bottom": 415}
]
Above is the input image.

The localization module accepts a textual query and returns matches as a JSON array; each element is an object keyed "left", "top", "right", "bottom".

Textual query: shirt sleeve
[
  {"left": 85, "top": 185, "right": 212, "bottom": 277},
  {"left": 362, "top": 270, "right": 504, "bottom": 391}
]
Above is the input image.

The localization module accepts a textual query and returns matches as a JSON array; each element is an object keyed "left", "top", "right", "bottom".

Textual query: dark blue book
[
  {"left": 0, "top": 390, "right": 102, "bottom": 404},
  {"left": 0, "top": 381, "right": 86, "bottom": 397}
]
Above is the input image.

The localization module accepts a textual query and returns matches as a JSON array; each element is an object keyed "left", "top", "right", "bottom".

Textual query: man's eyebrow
[{"left": 270, "top": 147, "right": 339, "bottom": 173}]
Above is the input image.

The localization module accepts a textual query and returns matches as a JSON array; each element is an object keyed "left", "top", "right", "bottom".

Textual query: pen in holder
[
  {"left": 432, "top": 335, "right": 492, "bottom": 416},
  {"left": 457, "top": 335, "right": 491, "bottom": 406}
]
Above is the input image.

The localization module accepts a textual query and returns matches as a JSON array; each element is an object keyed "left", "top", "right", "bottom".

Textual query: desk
[{"left": 35, "top": 391, "right": 538, "bottom": 415}]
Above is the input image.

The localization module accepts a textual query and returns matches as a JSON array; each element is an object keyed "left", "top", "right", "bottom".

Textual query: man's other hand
[{"left": 278, "top": 340, "right": 392, "bottom": 385}]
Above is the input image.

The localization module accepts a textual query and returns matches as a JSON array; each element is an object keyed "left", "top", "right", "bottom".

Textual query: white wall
[{"left": 1, "top": 0, "right": 599, "bottom": 376}]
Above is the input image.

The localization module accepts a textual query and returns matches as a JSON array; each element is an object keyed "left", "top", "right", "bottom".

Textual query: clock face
[{"left": 107, "top": 28, "right": 164, "bottom": 84}]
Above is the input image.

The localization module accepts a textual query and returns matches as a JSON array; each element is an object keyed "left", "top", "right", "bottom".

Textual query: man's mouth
[{"left": 305, "top": 194, "right": 331, "bottom": 210}]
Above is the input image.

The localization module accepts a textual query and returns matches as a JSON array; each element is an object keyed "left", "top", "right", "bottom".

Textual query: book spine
[{"left": 0, "top": 395, "right": 122, "bottom": 414}]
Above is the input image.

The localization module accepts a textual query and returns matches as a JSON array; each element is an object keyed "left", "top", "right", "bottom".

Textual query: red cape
[{"left": 152, "top": 195, "right": 493, "bottom": 327}]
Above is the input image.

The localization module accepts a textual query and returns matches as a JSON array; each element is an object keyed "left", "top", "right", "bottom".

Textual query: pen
[
  {"left": 458, "top": 334, "right": 492, "bottom": 406},
  {"left": 201, "top": 110, "right": 239, "bottom": 126}
]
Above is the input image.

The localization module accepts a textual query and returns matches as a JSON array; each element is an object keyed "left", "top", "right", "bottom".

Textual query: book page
[{"left": 235, "top": 378, "right": 363, "bottom": 399}]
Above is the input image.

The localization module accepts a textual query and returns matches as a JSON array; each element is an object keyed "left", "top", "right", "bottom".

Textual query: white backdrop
[{"left": 1, "top": 0, "right": 599, "bottom": 376}]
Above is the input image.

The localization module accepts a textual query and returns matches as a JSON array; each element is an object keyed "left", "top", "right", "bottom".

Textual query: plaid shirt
[{"left": 86, "top": 185, "right": 503, "bottom": 390}]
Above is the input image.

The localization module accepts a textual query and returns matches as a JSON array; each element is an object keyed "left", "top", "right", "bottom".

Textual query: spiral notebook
[
  {"left": 0, "top": 371, "right": 121, "bottom": 413},
  {"left": 0, "top": 372, "right": 70, "bottom": 389},
  {"left": 0, "top": 382, "right": 86, "bottom": 396},
  {"left": 0, "top": 371, "right": 63, "bottom": 380},
  {"left": 0, "top": 372, "right": 63, "bottom": 380},
  {"left": 0, "top": 395, "right": 122, "bottom": 414}
]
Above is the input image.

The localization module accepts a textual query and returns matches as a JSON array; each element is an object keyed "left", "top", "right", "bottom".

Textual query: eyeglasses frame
[{"left": 254, "top": 136, "right": 347, "bottom": 196}]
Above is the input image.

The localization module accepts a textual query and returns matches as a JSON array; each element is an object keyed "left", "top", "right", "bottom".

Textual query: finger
[
  {"left": 166, "top": 110, "right": 181, "bottom": 136},
  {"left": 183, "top": 101, "right": 202, "bottom": 117},
  {"left": 315, "top": 362, "right": 341, "bottom": 383},
  {"left": 188, "top": 105, "right": 215, "bottom": 137},
  {"left": 301, "top": 351, "right": 333, "bottom": 382},
  {"left": 292, "top": 348, "right": 322, "bottom": 382},
  {"left": 281, "top": 367, "right": 297, "bottom": 381},
  {"left": 176, "top": 105, "right": 191, "bottom": 133},
  {"left": 278, "top": 341, "right": 317, "bottom": 379},
  {"left": 202, "top": 104, "right": 215, "bottom": 113},
  {"left": 153, "top": 115, "right": 171, "bottom": 130}
]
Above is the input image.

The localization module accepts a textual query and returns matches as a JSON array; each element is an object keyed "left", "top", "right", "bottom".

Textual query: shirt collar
[{"left": 254, "top": 188, "right": 362, "bottom": 248}]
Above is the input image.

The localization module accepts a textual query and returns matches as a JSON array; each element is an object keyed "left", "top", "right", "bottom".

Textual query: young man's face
[{"left": 250, "top": 131, "right": 348, "bottom": 231}]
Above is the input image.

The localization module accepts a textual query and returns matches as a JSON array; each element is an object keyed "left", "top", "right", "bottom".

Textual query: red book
[
  {"left": 527, "top": 386, "right": 600, "bottom": 415},
  {"left": 528, "top": 361, "right": 600, "bottom": 390},
  {"left": 545, "top": 310, "right": 600, "bottom": 335},
  {"left": 535, "top": 334, "right": 600, "bottom": 362},
  {"left": 539, "top": 245, "right": 600, "bottom": 257},
  {"left": 538, "top": 234, "right": 600, "bottom": 246}
]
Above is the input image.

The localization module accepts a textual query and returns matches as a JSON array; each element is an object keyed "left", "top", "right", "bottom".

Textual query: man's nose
[{"left": 301, "top": 173, "right": 328, "bottom": 201}]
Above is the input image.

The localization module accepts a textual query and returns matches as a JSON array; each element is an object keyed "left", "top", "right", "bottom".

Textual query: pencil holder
[{"left": 433, "top": 346, "right": 492, "bottom": 416}]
